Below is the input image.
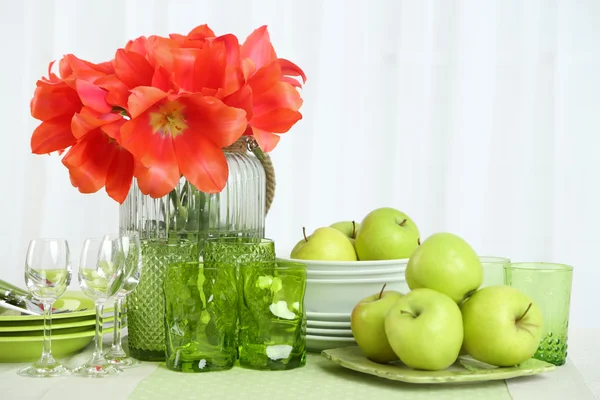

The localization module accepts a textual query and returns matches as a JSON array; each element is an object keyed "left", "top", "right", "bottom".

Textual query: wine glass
[
  {"left": 18, "top": 239, "right": 71, "bottom": 377},
  {"left": 72, "top": 237, "right": 125, "bottom": 377},
  {"left": 104, "top": 231, "right": 142, "bottom": 368}
]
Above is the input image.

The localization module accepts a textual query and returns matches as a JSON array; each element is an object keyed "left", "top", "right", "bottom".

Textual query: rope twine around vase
[{"left": 224, "top": 137, "right": 276, "bottom": 215}]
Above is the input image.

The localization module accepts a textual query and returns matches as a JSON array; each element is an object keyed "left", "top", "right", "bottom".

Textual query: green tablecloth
[{"left": 0, "top": 329, "right": 597, "bottom": 400}]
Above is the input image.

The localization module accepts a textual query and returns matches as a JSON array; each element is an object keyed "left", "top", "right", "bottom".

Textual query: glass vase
[{"left": 119, "top": 141, "right": 267, "bottom": 361}]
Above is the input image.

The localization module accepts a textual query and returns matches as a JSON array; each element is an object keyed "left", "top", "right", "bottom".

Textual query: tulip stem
[{"left": 516, "top": 302, "right": 533, "bottom": 323}]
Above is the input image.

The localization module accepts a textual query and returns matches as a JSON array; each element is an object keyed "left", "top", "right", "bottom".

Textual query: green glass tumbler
[
  {"left": 127, "top": 239, "right": 198, "bottom": 361},
  {"left": 480, "top": 256, "right": 511, "bottom": 288},
  {"left": 238, "top": 259, "right": 307, "bottom": 371},
  {"left": 164, "top": 262, "right": 238, "bottom": 372},
  {"left": 203, "top": 237, "right": 276, "bottom": 265},
  {"left": 504, "top": 262, "right": 573, "bottom": 366}
]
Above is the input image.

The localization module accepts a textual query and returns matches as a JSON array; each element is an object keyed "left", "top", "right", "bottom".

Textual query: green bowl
[{"left": 0, "top": 325, "right": 115, "bottom": 363}]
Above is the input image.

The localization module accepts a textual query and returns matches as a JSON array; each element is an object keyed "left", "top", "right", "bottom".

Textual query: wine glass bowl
[
  {"left": 18, "top": 238, "right": 72, "bottom": 378},
  {"left": 72, "top": 237, "right": 126, "bottom": 378}
]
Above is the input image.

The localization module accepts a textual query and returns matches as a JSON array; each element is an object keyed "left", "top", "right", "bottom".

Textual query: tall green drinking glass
[
  {"left": 504, "top": 262, "right": 573, "bottom": 366},
  {"left": 164, "top": 262, "right": 238, "bottom": 372},
  {"left": 238, "top": 259, "right": 307, "bottom": 371},
  {"left": 480, "top": 256, "right": 511, "bottom": 288}
]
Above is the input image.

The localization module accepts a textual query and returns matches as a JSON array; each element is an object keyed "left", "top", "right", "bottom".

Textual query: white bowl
[
  {"left": 278, "top": 254, "right": 409, "bottom": 272},
  {"left": 307, "top": 268, "right": 405, "bottom": 281},
  {"left": 305, "top": 277, "right": 409, "bottom": 314}
]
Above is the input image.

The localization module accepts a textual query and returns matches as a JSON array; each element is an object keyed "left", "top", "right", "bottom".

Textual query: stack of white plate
[
  {"left": 279, "top": 255, "right": 410, "bottom": 352},
  {"left": 306, "top": 311, "right": 355, "bottom": 352}
]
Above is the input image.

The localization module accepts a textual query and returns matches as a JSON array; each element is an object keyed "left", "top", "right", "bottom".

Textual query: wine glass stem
[
  {"left": 112, "top": 296, "right": 123, "bottom": 352},
  {"left": 39, "top": 301, "right": 55, "bottom": 365},
  {"left": 92, "top": 302, "right": 105, "bottom": 360}
]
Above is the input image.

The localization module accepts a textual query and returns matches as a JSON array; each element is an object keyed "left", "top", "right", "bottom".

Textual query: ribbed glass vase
[{"left": 119, "top": 141, "right": 267, "bottom": 361}]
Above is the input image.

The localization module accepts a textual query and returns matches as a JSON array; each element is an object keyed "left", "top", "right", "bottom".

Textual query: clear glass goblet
[
  {"left": 72, "top": 237, "right": 125, "bottom": 377},
  {"left": 18, "top": 238, "right": 72, "bottom": 378},
  {"left": 104, "top": 231, "right": 142, "bottom": 368}
]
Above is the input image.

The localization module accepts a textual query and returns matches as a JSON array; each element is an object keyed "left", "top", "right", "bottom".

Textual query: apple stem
[
  {"left": 399, "top": 218, "right": 407, "bottom": 227},
  {"left": 400, "top": 310, "right": 416, "bottom": 318},
  {"left": 302, "top": 227, "right": 308, "bottom": 242},
  {"left": 516, "top": 302, "right": 533, "bottom": 323},
  {"left": 378, "top": 283, "right": 387, "bottom": 300},
  {"left": 351, "top": 221, "right": 357, "bottom": 239},
  {"left": 418, "top": 238, "right": 421, "bottom": 246}
]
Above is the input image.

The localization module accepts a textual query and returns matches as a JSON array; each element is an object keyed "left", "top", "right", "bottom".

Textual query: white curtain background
[{"left": 0, "top": 0, "right": 598, "bottom": 329}]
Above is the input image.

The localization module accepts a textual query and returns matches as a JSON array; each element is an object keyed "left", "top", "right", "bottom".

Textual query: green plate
[
  {"left": 0, "top": 326, "right": 115, "bottom": 363},
  {"left": 0, "top": 291, "right": 114, "bottom": 323},
  {"left": 0, "top": 318, "right": 114, "bottom": 333},
  {"left": 322, "top": 346, "right": 556, "bottom": 384}
]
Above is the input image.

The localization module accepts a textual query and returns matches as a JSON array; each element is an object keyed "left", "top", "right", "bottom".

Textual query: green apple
[
  {"left": 330, "top": 220, "right": 360, "bottom": 243},
  {"left": 384, "top": 288, "right": 463, "bottom": 370},
  {"left": 461, "top": 285, "right": 543, "bottom": 367},
  {"left": 405, "top": 232, "right": 483, "bottom": 303},
  {"left": 350, "top": 284, "right": 404, "bottom": 363},
  {"left": 354, "top": 208, "right": 420, "bottom": 260},
  {"left": 290, "top": 227, "right": 357, "bottom": 261}
]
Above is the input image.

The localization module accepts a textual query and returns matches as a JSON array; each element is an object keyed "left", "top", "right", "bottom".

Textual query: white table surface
[{"left": 0, "top": 328, "right": 598, "bottom": 400}]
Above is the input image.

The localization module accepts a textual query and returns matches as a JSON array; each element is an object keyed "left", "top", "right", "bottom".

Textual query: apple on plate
[
  {"left": 355, "top": 208, "right": 420, "bottom": 261},
  {"left": 405, "top": 232, "right": 483, "bottom": 303},
  {"left": 330, "top": 221, "right": 360, "bottom": 245},
  {"left": 350, "top": 284, "right": 404, "bottom": 363},
  {"left": 384, "top": 288, "right": 463, "bottom": 371},
  {"left": 461, "top": 285, "right": 543, "bottom": 367},
  {"left": 290, "top": 227, "right": 357, "bottom": 261}
]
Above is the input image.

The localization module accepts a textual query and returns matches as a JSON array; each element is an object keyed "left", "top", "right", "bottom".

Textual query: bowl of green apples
[{"left": 281, "top": 207, "right": 420, "bottom": 313}]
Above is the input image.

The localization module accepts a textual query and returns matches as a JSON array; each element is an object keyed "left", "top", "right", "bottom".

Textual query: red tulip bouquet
[{"left": 29, "top": 24, "right": 306, "bottom": 204}]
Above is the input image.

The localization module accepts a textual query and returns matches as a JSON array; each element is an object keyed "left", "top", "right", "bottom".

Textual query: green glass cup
[
  {"left": 238, "top": 259, "right": 307, "bottom": 371},
  {"left": 164, "top": 262, "right": 238, "bottom": 372},
  {"left": 480, "top": 256, "right": 511, "bottom": 288},
  {"left": 203, "top": 237, "right": 276, "bottom": 265},
  {"left": 504, "top": 262, "right": 573, "bottom": 366}
]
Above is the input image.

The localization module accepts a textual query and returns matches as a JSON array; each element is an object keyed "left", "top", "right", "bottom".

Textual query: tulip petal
[
  {"left": 253, "top": 81, "right": 303, "bottom": 114},
  {"left": 127, "top": 86, "right": 168, "bottom": 118},
  {"left": 247, "top": 61, "right": 281, "bottom": 95},
  {"left": 31, "top": 116, "right": 76, "bottom": 154},
  {"left": 251, "top": 108, "right": 302, "bottom": 133},
  {"left": 71, "top": 108, "right": 121, "bottom": 139},
  {"left": 241, "top": 25, "right": 276, "bottom": 71},
  {"left": 114, "top": 49, "right": 154, "bottom": 88},
  {"left": 134, "top": 160, "right": 180, "bottom": 199},
  {"left": 95, "top": 75, "right": 130, "bottom": 109},
  {"left": 30, "top": 81, "right": 81, "bottom": 121},
  {"left": 186, "top": 24, "right": 216, "bottom": 40},
  {"left": 277, "top": 58, "right": 307, "bottom": 84},
  {"left": 105, "top": 147, "right": 134, "bottom": 203},
  {"left": 173, "top": 132, "right": 229, "bottom": 193},
  {"left": 120, "top": 107, "right": 178, "bottom": 168},
  {"left": 75, "top": 79, "right": 111, "bottom": 113},
  {"left": 183, "top": 95, "right": 248, "bottom": 148},
  {"left": 222, "top": 85, "right": 253, "bottom": 121},
  {"left": 62, "top": 130, "right": 115, "bottom": 193},
  {"left": 251, "top": 127, "right": 280, "bottom": 153}
]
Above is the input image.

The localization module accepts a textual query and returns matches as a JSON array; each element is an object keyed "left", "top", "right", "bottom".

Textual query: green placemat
[{"left": 129, "top": 354, "right": 511, "bottom": 400}]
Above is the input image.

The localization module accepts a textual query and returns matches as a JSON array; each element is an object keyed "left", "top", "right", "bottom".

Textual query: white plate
[
  {"left": 306, "top": 334, "right": 356, "bottom": 353},
  {"left": 307, "top": 327, "right": 354, "bottom": 337},
  {"left": 306, "top": 311, "right": 351, "bottom": 322},
  {"left": 307, "top": 319, "right": 351, "bottom": 328},
  {"left": 278, "top": 254, "right": 408, "bottom": 272}
]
